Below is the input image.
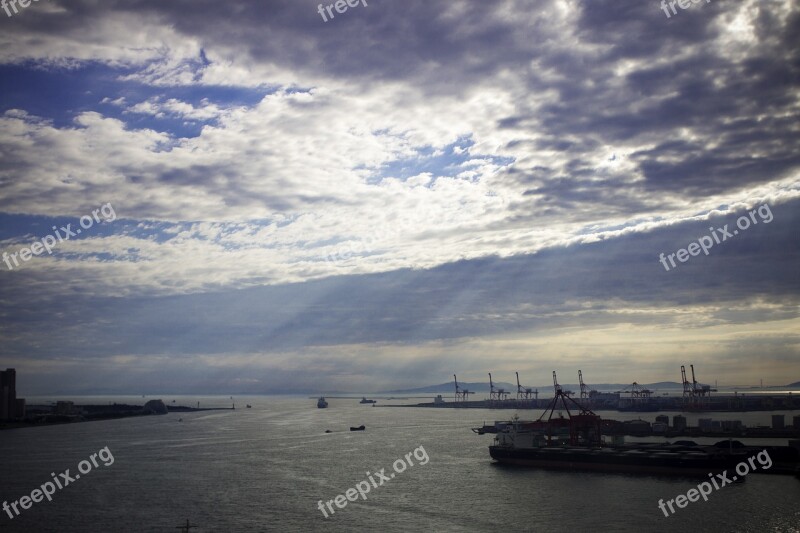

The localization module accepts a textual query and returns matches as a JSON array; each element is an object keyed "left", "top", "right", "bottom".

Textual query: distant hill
[
  {"left": 384, "top": 380, "right": 687, "bottom": 394},
  {"left": 386, "top": 381, "right": 516, "bottom": 394},
  {"left": 786, "top": 381, "right": 800, "bottom": 388}
]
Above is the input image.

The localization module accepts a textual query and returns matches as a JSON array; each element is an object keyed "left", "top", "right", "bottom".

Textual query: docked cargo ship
[
  {"left": 490, "top": 436, "right": 746, "bottom": 475},
  {"left": 488, "top": 372, "right": 749, "bottom": 476}
]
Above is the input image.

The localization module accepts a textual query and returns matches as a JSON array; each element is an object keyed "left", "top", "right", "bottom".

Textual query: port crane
[
  {"left": 616, "top": 381, "right": 652, "bottom": 408},
  {"left": 551, "top": 371, "right": 568, "bottom": 407},
  {"left": 578, "top": 370, "right": 594, "bottom": 408},
  {"left": 631, "top": 382, "right": 652, "bottom": 399},
  {"left": 681, "top": 364, "right": 715, "bottom": 409},
  {"left": 538, "top": 371, "right": 600, "bottom": 446},
  {"left": 578, "top": 370, "right": 589, "bottom": 400},
  {"left": 553, "top": 370, "right": 562, "bottom": 394},
  {"left": 454, "top": 374, "right": 474, "bottom": 402},
  {"left": 681, "top": 365, "right": 694, "bottom": 407},
  {"left": 691, "top": 364, "right": 714, "bottom": 403},
  {"left": 488, "top": 373, "right": 511, "bottom": 402},
  {"left": 515, "top": 371, "right": 538, "bottom": 401}
]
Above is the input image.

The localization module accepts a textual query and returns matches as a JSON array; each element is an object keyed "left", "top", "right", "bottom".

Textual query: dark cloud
[
  {"left": 5, "top": 1, "right": 798, "bottom": 206},
  {"left": 2, "top": 199, "right": 797, "bottom": 359},
  {"left": 1, "top": 0, "right": 798, "bottom": 392}
]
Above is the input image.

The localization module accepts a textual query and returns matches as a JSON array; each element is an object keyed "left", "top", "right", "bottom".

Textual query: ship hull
[{"left": 489, "top": 445, "right": 744, "bottom": 476}]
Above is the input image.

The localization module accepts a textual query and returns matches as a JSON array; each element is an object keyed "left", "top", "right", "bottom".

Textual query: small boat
[
  {"left": 359, "top": 397, "right": 377, "bottom": 404},
  {"left": 472, "top": 420, "right": 513, "bottom": 434},
  {"left": 246, "top": 404, "right": 252, "bottom": 408},
  {"left": 350, "top": 425, "right": 366, "bottom": 431},
  {"left": 175, "top": 519, "right": 198, "bottom": 533},
  {"left": 325, "top": 430, "right": 332, "bottom": 433},
  {"left": 317, "top": 397, "right": 328, "bottom": 408}
]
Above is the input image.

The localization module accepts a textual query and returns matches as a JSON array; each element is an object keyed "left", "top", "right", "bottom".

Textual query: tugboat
[
  {"left": 489, "top": 372, "right": 747, "bottom": 476},
  {"left": 317, "top": 397, "right": 328, "bottom": 408}
]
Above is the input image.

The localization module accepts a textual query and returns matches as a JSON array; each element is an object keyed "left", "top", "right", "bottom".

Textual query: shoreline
[{"left": 0, "top": 404, "right": 234, "bottom": 431}]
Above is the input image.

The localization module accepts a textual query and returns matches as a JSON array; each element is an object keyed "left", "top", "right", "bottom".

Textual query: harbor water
[{"left": 1, "top": 396, "right": 798, "bottom": 532}]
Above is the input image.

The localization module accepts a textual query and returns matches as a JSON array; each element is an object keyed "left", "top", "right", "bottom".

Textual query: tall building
[
  {"left": 0, "top": 383, "right": 6, "bottom": 420},
  {"left": 1, "top": 368, "right": 18, "bottom": 420},
  {"left": 14, "top": 398, "right": 25, "bottom": 419}
]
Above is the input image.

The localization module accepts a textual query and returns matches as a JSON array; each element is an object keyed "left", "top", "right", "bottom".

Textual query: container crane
[
  {"left": 454, "top": 374, "right": 474, "bottom": 402},
  {"left": 489, "top": 373, "right": 510, "bottom": 402},
  {"left": 516, "top": 371, "right": 538, "bottom": 401}
]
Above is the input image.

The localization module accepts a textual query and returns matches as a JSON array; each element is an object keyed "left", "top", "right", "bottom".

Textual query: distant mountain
[
  {"left": 646, "top": 382, "right": 684, "bottom": 389},
  {"left": 786, "top": 381, "right": 800, "bottom": 388},
  {"left": 384, "top": 380, "right": 686, "bottom": 394},
  {"left": 385, "top": 381, "right": 517, "bottom": 394}
]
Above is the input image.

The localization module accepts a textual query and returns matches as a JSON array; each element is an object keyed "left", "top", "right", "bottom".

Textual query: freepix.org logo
[
  {"left": 658, "top": 203, "right": 773, "bottom": 272},
  {"left": 657, "top": 449, "right": 772, "bottom": 517},
  {"left": 317, "top": 445, "right": 429, "bottom": 518},
  {"left": 317, "top": 0, "right": 367, "bottom": 23},
  {"left": 3, "top": 446, "right": 114, "bottom": 520},
  {"left": 2, "top": 202, "right": 116, "bottom": 271},
  {"left": 2, "top": 0, "right": 43, "bottom": 18},
  {"left": 659, "top": 0, "right": 712, "bottom": 19}
]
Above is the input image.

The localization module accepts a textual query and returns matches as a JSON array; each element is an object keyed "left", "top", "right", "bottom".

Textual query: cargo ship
[
  {"left": 490, "top": 435, "right": 746, "bottom": 475},
  {"left": 488, "top": 372, "right": 778, "bottom": 476}
]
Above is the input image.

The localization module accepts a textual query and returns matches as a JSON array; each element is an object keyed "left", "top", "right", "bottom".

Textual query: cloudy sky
[{"left": 0, "top": 0, "right": 798, "bottom": 395}]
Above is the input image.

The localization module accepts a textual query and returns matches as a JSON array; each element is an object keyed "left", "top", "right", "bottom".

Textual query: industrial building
[{"left": 1, "top": 368, "right": 25, "bottom": 421}]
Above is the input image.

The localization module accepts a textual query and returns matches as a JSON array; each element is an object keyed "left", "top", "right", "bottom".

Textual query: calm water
[{"left": 1, "top": 396, "right": 798, "bottom": 532}]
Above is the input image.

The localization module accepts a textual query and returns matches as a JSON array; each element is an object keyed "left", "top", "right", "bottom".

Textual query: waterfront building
[
  {"left": 721, "top": 420, "right": 742, "bottom": 431},
  {"left": 56, "top": 401, "right": 77, "bottom": 415},
  {"left": 14, "top": 398, "right": 25, "bottom": 419},
  {"left": 0, "top": 368, "right": 17, "bottom": 420}
]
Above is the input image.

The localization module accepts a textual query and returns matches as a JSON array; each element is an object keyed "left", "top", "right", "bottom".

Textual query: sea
[{"left": 1, "top": 396, "right": 798, "bottom": 532}]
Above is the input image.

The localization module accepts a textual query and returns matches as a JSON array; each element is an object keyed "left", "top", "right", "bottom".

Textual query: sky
[{"left": 0, "top": 0, "right": 798, "bottom": 395}]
